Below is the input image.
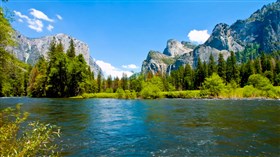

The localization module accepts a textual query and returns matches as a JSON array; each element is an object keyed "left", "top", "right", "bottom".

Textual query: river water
[{"left": 0, "top": 98, "right": 279, "bottom": 156}]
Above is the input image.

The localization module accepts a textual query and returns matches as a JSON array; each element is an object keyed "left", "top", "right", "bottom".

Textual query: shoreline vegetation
[{"left": 71, "top": 85, "right": 280, "bottom": 100}]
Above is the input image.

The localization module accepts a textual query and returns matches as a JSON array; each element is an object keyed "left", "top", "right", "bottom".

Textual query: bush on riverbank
[
  {"left": 0, "top": 104, "right": 61, "bottom": 156},
  {"left": 162, "top": 90, "right": 200, "bottom": 98},
  {"left": 140, "top": 84, "right": 162, "bottom": 99}
]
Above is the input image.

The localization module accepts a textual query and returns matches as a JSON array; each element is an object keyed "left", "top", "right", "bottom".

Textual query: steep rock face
[
  {"left": 141, "top": 40, "right": 195, "bottom": 75},
  {"left": 204, "top": 0, "right": 280, "bottom": 52},
  {"left": 163, "top": 39, "right": 193, "bottom": 57},
  {"left": 141, "top": 0, "right": 280, "bottom": 75},
  {"left": 7, "top": 31, "right": 101, "bottom": 76},
  {"left": 141, "top": 51, "right": 175, "bottom": 75},
  {"left": 204, "top": 23, "right": 244, "bottom": 52}
]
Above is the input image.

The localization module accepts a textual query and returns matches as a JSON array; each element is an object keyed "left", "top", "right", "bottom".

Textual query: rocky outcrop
[
  {"left": 141, "top": 40, "right": 195, "bottom": 75},
  {"left": 163, "top": 39, "right": 193, "bottom": 57},
  {"left": 141, "top": 51, "right": 175, "bottom": 75},
  {"left": 141, "top": 0, "right": 280, "bottom": 75},
  {"left": 7, "top": 31, "right": 101, "bottom": 76}
]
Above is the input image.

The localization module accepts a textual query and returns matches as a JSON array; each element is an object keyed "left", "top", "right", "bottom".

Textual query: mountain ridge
[{"left": 141, "top": 0, "right": 280, "bottom": 75}]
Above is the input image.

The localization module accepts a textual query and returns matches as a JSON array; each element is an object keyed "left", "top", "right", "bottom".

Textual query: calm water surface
[{"left": 0, "top": 98, "right": 280, "bottom": 156}]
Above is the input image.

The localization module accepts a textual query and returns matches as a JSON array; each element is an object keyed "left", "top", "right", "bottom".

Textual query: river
[{"left": 0, "top": 98, "right": 279, "bottom": 156}]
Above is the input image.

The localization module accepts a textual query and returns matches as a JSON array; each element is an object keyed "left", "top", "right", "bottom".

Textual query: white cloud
[
  {"left": 96, "top": 60, "right": 133, "bottom": 78},
  {"left": 187, "top": 29, "right": 210, "bottom": 44},
  {"left": 14, "top": 9, "right": 63, "bottom": 33},
  {"left": 18, "top": 19, "right": 23, "bottom": 23},
  {"left": 14, "top": 11, "right": 29, "bottom": 20},
  {"left": 122, "top": 64, "right": 139, "bottom": 69},
  {"left": 14, "top": 11, "right": 44, "bottom": 32},
  {"left": 29, "top": 8, "right": 54, "bottom": 22},
  {"left": 56, "top": 14, "right": 63, "bottom": 20},
  {"left": 28, "top": 19, "right": 43, "bottom": 32},
  {"left": 47, "top": 24, "right": 54, "bottom": 31}
]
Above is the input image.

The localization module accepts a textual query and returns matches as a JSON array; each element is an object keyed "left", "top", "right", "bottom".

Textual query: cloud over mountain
[
  {"left": 187, "top": 29, "right": 210, "bottom": 44},
  {"left": 14, "top": 9, "right": 61, "bottom": 32}
]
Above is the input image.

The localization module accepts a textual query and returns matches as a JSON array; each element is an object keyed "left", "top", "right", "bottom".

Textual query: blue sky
[{"left": 3, "top": 0, "right": 275, "bottom": 77}]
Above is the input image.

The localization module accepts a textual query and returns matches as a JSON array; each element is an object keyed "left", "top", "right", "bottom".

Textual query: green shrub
[
  {"left": 105, "top": 88, "right": 114, "bottom": 93},
  {"left": 140, "top": 85, "right": 162, "bottom": 99},
  {"left": 248, "top": 74, "right": 272, "bottom": 91},
  {"left": 0, "top": 104, "right": 61, "bottom": 156},
  {"left": 116, "top": 88, "right": 125, "bottom": 99},
  {"left": 266, "top": 87, "right": 280, "bottom": 99},
  {"left": 124, "top": 90, "right": 137, "bottom": 99},
  {"left": 243, "top": 85, "right": 261, "bottom": 97},
  {"left": 201, "top": 73, "right": 226, "bottom": 97},
  {"left": 164, "top": 91, "right": 201, "bottom": 98}
]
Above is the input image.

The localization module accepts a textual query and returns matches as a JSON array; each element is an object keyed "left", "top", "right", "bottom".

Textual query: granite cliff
[
  {"left": 7, "top": 31, "right": 101, "bottom": 76},
  {"left": 142, "top": 0, "right": 280, "bottom": 75}
]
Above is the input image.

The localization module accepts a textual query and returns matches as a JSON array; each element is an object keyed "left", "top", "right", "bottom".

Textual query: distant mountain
[
  {"left": 142, "top": 0, "right": 280, "bottom": 75},
  {"left": 7, "top": 31, "right": 102, "bottom": 76},
  {"left": 142, "top": 40, "right": 196, "bottom": 75}
]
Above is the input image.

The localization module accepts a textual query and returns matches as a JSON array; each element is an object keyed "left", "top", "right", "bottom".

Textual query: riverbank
[{"left": 71, "top": 86, "right": 280, "bottom": 99}]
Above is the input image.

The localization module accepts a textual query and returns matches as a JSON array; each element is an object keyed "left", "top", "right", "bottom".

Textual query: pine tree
[
  {"left": 183, "top": 64, "right": 193, "bottom": 90},
  {"left": 46, "top": 41, "right": 68, "bottom": 97},
  {"left": 226, "top": 51, "right": 239, "bottom": 83},
  {"left": 48, "top": 38, "right": 56, "bottom": 59},
  {"left": 97, "top": 71, "right": 102, "bottom": 92},
  {"left": 67, "top": 39, "right": 76, "bottom": 58},
  {"left": 254, "top": 58, "right": 262, "bottom": 74},
  {"left": 121, "top": 73, "right": 129, "bottom": 90},
  {"left": 240, "top": 60, "right": 255, "bottom": 87},
  {"left": 203, "top": 61, "right": 208, "bottom": 78},
  {"left": 208, "top": 53, "right": 217, "bottom": 76},
  {"left": 194, "top": 58, "right": 205, "bottom": 88},
  {"left": 28, "top": 57, "right": 47, "bottom": 97},
  {"left": 107, "top": 75, "right": 113, "bottom": 89},
  {"left": 217, "top": 53, "right": 226, "bottom": 81}
]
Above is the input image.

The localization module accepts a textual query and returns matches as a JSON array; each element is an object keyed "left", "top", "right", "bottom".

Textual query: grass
[
  {"left": 71, "top": 86, "right": 280, "bottom": 99},
  {"left": 162, "top": 90, "right": 201, "bottom": 98},
  {"left": 71, "top": 93, "right": 118, "bottom": 99}
]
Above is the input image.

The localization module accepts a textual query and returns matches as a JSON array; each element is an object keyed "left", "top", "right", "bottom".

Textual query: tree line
[{"left": 93, "top": 50, "right": 280, "bottom": 98}]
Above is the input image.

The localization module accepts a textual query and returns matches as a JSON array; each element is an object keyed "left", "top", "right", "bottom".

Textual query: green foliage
[
  {"left": 201, "top": 73, "right": 226, "bottom": 97},
  {"left": 80, "top": 92, "right": 117, "bottom": 99},
  {"left": 116, "top": 88, "right": 125, "bottom": 99},
  {"left": 243, "top": 85, "right": 262, "bottom": 97},
  {"left": 0, "top": 7, "right": 14, "bottom": 47},
  {"left": 163, "top": 90, "right": 200, "bottom": 98},
  {"left": 247, "top": 74, "right": 272, "bottom": 90},
  {"left": 0, "top": 104, "right": 60, "bottom": 156},
  {"left": 28, "top": 57, "right": 47, "bottom": 97},
  {"left": 0, "top": 49, "right": 29, "bottom": 96},
  {"left": 194, "top": 58, "right": 206, "bottom": 88},
  {"left": 236, "top": 44, "right": 260, "bottom": 63},
  {"left": 66, "top": 39, "right": 75, "bottom": 58},
  {"left": 217, "top": 53, "right": 226, "bottom": 81},
  {"left": 208, "top": 53, "right": 216, "bottom": 76},
  {"left": 226, "top": 51, "right": 240, "bottom": 83},
  {"left": 27, "top": 39, "right": 95, "bottom": 98},
  {"left": 140, "top": 82, "right": 162, "bottom": 99}
]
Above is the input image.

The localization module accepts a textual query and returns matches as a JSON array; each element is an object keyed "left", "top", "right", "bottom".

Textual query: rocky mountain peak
[{"left": 163, "top": 39, "right": 193, "bottom": 57}]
